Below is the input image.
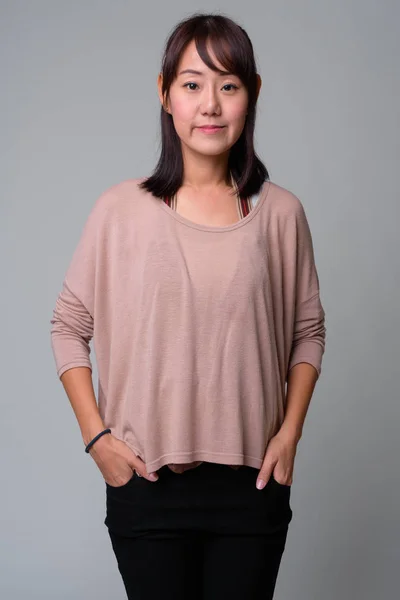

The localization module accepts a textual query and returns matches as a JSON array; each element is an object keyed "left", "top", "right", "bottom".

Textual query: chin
[
  {"left": 193, "top": 146, "right": 232, "bottom": 157},
  {"left": 188, "top": 139, "right": 233, "bottom": 152}
]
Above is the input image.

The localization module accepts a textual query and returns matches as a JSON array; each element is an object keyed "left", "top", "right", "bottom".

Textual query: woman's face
[{"left": 158, "top": 39, "right": 252, "bottom": 158}]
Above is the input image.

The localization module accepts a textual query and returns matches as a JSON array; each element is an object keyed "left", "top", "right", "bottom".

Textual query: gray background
[{"left": 2, "top": 1, "right": 399, "bottom": 598}]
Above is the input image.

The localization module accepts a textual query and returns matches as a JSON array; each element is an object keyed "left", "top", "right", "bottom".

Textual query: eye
[
  {"left": 183, "top": 82, "right": 239, "bottom": 92},
  {"left": 183, "top": 82, "right": 199, "bottom": 91}
]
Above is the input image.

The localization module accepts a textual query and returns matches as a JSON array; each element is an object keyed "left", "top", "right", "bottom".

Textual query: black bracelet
[{"left": 85, "top": 428, "right": 111, "bottom": 453}]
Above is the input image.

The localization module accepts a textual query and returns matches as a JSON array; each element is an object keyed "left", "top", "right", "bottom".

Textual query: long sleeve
[
  {"left": 50, "top": 189, "right": 112, "bottom": 379},
  {"left": 287, "top": 201, "right": 326, "bottom": 380},
  {"left": 50, "top": 280, "right": 94, "bottom": 378}
]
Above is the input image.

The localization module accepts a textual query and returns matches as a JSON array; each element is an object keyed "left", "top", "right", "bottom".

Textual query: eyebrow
[{"left": 178, "top": 68, "right": 234, "bottom": 77}]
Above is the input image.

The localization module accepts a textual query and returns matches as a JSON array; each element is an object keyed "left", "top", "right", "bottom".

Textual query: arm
[
  {"left": 60, "top": 366, "right": 106, "bottom": 447},
  {"left": 50, "top": 193, "right": 106, "bottom": 445},
  {"left": 49, "top": 190, "right": 158, "bottom": 482},
  {"left": 279, "top": 362, "right": 318, "bottom": 443},
  {"left": 282, "top": 200, "right": 326, "bottom": 441},
  {"left": 257, "top": 362, "right": 318, "bottom": 488},
  {"left": 256, "top": 200, "right": 326, "bottom": 488},
  {"left": 50, "top": 277, "right": 106, "bottom": 447}
]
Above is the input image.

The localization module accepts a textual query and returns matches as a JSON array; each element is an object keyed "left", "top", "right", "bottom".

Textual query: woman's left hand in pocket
[{"left": 255, "top": 430, "right": 298, "bottom": 490}]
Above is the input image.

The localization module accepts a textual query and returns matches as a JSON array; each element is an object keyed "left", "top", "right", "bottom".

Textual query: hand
[
  {"left": 87, "top": 433, "right": 159, "bottom": 485},
  {"left": 255, "top": 430, "right": 298, "bottom": 490}
]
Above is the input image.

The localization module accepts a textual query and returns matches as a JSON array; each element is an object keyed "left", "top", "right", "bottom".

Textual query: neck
[{"left": 181, "top": 145, "right": 231, "bottom": 192}]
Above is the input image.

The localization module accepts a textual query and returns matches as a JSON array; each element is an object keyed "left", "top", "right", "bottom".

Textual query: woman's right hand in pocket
[{"left": 86, "top": 433, "right": 159, "bottom": 485}]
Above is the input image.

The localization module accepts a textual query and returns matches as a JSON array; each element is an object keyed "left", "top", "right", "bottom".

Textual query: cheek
[
  {"left": 228, "top": 103, "right": 248, "bottom": 123},
  {"left": 171, "top": 98, "right": 194, "bottom": 125}
]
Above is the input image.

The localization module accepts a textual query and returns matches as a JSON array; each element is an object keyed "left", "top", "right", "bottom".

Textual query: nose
[{"left": 199, "top": 84, "right": 221, "bottom": 115}]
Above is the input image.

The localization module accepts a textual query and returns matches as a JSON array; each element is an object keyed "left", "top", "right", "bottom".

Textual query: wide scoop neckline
[{"left": 158, "top": 180, "right": 270, "bottom": 232}]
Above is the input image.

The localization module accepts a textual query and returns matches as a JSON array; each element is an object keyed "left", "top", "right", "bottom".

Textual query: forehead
[{"left": 177, "top": 39, "right": 225, "bottom": 74}]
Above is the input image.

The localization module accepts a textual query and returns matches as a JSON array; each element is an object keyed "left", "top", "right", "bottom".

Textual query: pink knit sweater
[{"left": 50, "top": 178, "right": 326, "bottom": 474}]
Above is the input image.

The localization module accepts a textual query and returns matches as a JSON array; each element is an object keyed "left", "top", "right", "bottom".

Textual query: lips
[{"left": 198, "top": 125, "right": 224, "bottom": 129}]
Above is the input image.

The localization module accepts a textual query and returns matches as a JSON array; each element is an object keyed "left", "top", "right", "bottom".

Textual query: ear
[
  {"left": 255, "top": 74, "right": 262, "bottom": 100},
  {"left": 157, "top": 72, "right": 169, "bottom": 112}
]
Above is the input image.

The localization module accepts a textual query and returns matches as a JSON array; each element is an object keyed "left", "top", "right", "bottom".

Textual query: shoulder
[
  {"left": 264, "top": 180, "right": 306, "bottom": 220},
  {"left": 93, "top": 177, "right": 147, "bottom": 208},
  {"left": 88, "top": 177, "right": 151, "bottom": 221}
]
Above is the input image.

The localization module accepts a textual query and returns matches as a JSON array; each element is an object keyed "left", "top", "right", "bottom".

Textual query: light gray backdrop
[{"left": 2, "top": 1, "right": 399, "bottom": 599}]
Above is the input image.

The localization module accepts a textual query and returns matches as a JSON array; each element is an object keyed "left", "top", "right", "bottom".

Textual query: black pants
[{"left": 104, "top": 461, "right": 293, "bottom": 600}]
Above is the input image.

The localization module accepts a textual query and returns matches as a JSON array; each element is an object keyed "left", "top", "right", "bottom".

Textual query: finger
[
  {"left": 256, "top": 465, "right": 273, "bottom": 490},
  {"left": 133, "top": 461, "right": 158, "bottom": 482},
  {"left": 138, "top": 471, "right": 158, "bottom": 481}
]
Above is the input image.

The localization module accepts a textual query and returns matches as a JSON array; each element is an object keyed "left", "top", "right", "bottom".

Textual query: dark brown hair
[{"left": 139, "top": 12, "right": 269, "bottom": 200}]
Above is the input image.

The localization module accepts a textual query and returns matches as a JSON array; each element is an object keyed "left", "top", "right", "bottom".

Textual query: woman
[{"left": 50, "top": 12, "right": 326, "bottom": 600}]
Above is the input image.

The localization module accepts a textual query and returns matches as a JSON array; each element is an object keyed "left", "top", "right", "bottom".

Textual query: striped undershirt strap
[{"left": 237, "top": 195, "right": 251, "bottom": 219}]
